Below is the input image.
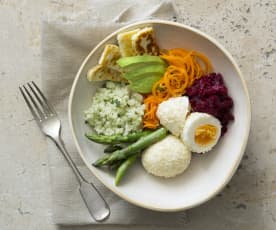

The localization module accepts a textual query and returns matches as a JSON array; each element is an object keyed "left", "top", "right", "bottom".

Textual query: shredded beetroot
[{"left": 186, "top": 73, "right": 234, "bottom": 135}]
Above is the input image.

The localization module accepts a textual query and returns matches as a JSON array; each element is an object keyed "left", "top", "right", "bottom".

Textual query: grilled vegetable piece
[
  {"left": 98, "top": 44, "right": 121, "bottom": 71},
  {"left": 132, "top": 27, "right": 159, "bottom": 55},
  {"left": 87, "top": 64, "right": 124, "bottom": 82},
  {"left": 117, "top": 29, "right": 140, "bottom": 57}
]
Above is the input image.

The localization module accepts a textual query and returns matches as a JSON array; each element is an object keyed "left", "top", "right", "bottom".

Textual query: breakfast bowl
[{"left": 68, "top": 20, "right": 251, "bottom": 211}]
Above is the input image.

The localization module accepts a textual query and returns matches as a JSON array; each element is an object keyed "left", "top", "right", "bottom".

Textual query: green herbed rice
[{"left": 84, "top": 81, "right": 145, "bottom": 136}]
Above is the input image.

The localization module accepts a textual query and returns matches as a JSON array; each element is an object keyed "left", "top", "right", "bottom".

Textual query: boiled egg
[{"left": 181, "top": 112, "right": 221, "bottom": 153}]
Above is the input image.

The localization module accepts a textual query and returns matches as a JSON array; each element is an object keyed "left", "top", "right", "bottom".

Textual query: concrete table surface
[{"left": 0, "top": 0, "right": 275, "bottom": 229}]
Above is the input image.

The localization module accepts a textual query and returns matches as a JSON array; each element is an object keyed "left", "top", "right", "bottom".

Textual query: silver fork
[{"left": 19, "top": 81, "right": 110, "bottom": 222}]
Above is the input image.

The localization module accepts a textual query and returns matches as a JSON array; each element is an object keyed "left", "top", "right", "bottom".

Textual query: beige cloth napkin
[{"left": 41, "top": 0, "right": 188, "bottom": 225}]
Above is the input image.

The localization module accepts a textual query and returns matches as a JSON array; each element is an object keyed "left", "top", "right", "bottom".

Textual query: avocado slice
[
  {"left": 129, "top": 74, "right": 162, "bottom": 93},
  {"left": 117, "top": 55, "right": 166, "bottom": 68},
  {"left": 124, "top": 64, "right": 166, "bottom": 81}
]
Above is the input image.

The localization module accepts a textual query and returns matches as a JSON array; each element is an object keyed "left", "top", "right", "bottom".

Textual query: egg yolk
[{"left": 195, "top": 124, "right": 217, "bottom": 146}]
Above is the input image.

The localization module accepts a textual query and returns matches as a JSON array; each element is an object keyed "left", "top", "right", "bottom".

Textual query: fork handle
[
  {"left": 53, "top": 137, "right": 85, "bottom": 183},
  {"left": 52, "top": 137, "right": 110, "bottom": 222}
]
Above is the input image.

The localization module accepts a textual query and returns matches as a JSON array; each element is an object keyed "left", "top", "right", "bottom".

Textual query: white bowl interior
[{"left": 69, "top": 21, "right": 250, "bottom": 211}]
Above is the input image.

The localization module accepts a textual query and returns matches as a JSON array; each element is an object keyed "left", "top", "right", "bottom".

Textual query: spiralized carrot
[{"left": 143, "top": 48, "right": 212, "bottom": 129}]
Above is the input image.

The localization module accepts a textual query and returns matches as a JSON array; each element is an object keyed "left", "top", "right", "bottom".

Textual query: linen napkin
[{"left": 41, "top": 0, "right": 188, "bottom": 225}]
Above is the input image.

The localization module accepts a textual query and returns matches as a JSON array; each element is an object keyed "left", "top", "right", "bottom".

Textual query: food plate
[{"left": 68, "top": 20, "right": 251, "bottom": 211}]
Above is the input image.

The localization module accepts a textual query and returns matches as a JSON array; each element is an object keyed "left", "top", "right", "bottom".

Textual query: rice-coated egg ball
[
  {"left": 142, "top": 135, "right": 191, "bottom": 178},
  {"left": 156, "top": 96, "right": 190, "bottom": 137}
]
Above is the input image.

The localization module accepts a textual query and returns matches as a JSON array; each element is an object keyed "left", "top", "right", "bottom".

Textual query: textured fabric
[{"left": 41, "top": 0, "right": 188, "bottom": 225}]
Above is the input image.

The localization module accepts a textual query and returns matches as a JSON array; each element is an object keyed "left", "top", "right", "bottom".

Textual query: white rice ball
[
  {"left": 156, "top": 96, "right": 190, "bottom": 136},
  {"left": 142, "top": 135, "right": 191, "bottom": 178}
]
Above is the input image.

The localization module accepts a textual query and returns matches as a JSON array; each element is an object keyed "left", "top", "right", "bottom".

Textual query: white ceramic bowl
[{"left": 68, "top": 20, "right": 251, "bottom": 211}]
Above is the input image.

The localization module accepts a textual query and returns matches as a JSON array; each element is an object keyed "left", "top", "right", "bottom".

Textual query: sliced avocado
[
  {"left": 117, "top": 55, "right": 166, "bottom": 68},
  {"left": 124, "top": 64, "right": 166, "bottom": 81},
  {"left": 122, "top": 62, "right": 166, "bottom": 73},
  {"left": 129, "top": 74, "right": 162, "bottom": 93}
]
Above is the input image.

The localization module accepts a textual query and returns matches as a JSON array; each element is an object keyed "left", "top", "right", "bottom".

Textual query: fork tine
[
  {"left": 27, "top": 82, "right": 51, "bottom": 116},
  {"left": 31, "top": 81, "right": 57, "bottom": 115},
  {"left": 22, "top": 85, "right": 45, "bottom": 120},
  {"left": 19, "top": 86, "right": 41, "bottom": 121}
]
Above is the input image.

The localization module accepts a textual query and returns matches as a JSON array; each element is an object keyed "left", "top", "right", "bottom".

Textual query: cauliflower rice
[{"left": 84, "top": 81, "right": 145, "bottom": 136}]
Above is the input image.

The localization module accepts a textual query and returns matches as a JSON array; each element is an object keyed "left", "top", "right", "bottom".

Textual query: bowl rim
[{"left": 68, "top": 19, "right": 251, "bottom": 212}]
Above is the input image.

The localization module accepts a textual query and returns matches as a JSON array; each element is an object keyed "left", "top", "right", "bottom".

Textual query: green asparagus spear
[
  {"left": 93, "top": 127, "right": 167, "bottom": 167},
  {"left": 109, "top": 160, "right": 125, "bottom": 171},
  {"left": 93, "top": 154, "right": 110, "bottom": 166},
  {"left": 104, "top": 144, "right": 123, "bottom": 153},
  {"left": 85, "top": 130, "right": 153, "bottom": 144},
  {"left": 115, "top": 153, "right": 139, "bottom": 186}
]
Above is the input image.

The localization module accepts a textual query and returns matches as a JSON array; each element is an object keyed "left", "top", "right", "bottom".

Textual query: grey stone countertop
[{"left": 0, "top": 0, "right": 275, "bottom": 230}]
